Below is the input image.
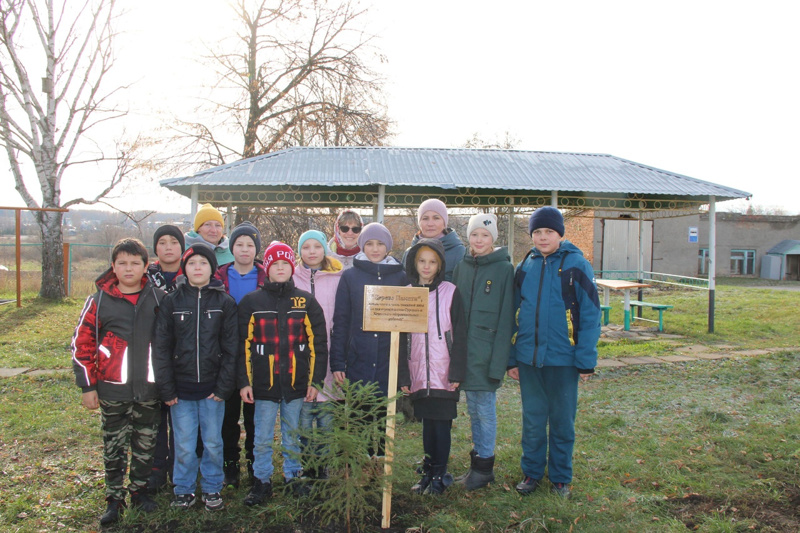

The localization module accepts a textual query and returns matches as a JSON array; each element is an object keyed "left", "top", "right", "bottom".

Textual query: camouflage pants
[{"left": 99, "top": 399, "right": 160, "bottom": 501}]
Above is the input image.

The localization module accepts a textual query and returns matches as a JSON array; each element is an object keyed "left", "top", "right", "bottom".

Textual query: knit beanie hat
[
  {"left": 467, "top": 213, "right": 498, "bottom": 242},
  {"left": 180, "top": 243, "right": 218, "bottom": 274},
  {"left": 298, "top": 230, "right": 330, "bottom": 256},
  {"left": 357, "top": 223, "right": 393, "bottom": 251},
  {"left": 194, "top": 203, "right": 224, "bottom": 232},
  {"left": 263, "top": 241, "right": 296, "bottom": 276},
  {"left": 229, "top": 221, "right": 262, "bottom": 256},
  {"left": 153, "top": 225, "right": 185, "bottom": 254},
  {"left": 528, "top": 207, "right": 565, "bottom": 237},
  {"left": 417, "top": 198, "right": 448, "bottom": 226}
]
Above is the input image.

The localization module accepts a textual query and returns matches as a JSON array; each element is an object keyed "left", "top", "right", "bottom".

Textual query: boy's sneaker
[
  {"left": 130, "top": 491, "right": 158, "bottom": 513},
  {"left": 170, "top": 493, "right": 196, "bottom": 509},
  {"left": 244, "top": 478, "right": 272, "bottom": 506},
  {"left": 146, "top": 467, "right": 169, "bottom": 493},
  {"left": 99, "top": 498, "right": 125, "bottom": 526},
  {"left": 202, "top": 492, "right": 224, "bottom": 511},
  {"left": 516, "top": 476, "right": 541, "bottom": 495},
  {"left": 223, "top": 461, "right": 240, "bottom": 489},
  {"left": 551, "top": 482, "right": 571, "bottom": 499}
]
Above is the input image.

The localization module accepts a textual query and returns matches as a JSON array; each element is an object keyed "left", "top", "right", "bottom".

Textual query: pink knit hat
[{"left": 417, "top": 198, "right": 448, "bottom": 226}]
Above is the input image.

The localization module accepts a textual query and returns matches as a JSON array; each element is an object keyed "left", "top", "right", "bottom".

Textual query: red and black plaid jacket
[{"left": 237, "top": 278, "right": 328, "bottom": 402}]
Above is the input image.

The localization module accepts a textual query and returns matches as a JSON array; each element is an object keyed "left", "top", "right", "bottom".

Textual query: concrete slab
[
  {"left": 25, "top": 369, "right": 70, "bottom": 377},
  {"left": 658, "top": 355, "right": 698, "bottom": 362},
  {"left": 0, "top": 368, "right": 29, "bottom": 377},
  {"left": 617, "top": 356, "right": 665, "bottom": 365},
  {"left": 691, "top": 352, "right": 729, "bottom": 360},
  {"left": 597, "top": 359, "right": 628, "bottom": 368},
  {"left": 676, "top": 345, "right": 711, "bottom": 354},
  {"left": 733, "top": 349, "right": 772, "bottom": 357},
  {"left": 658, "top": 334, "right": 686, "bottom": 339}
]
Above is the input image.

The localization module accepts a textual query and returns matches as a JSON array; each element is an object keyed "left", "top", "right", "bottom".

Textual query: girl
[
  {"left": 329, "top": 223, "right": 408, "bottom": 455},
  {"left": 327, "top": 209, "right": 364, "bottom": 270},
  {"left": 399, "top": 239, "right": 467, "bottom": 495},
  {"left": 293, "top": 230, "right": 344, "bottom": 478},
  {"left": 451, "top": 213, "right": 515, "bottom": 490}
]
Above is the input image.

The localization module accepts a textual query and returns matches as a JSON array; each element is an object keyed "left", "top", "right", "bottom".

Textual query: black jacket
[
  {"left": 153, "top": 278, "right": 239, "bottom": 402},
  {"left": 237, "top": 278, "right": 328, "bottom": 402}
]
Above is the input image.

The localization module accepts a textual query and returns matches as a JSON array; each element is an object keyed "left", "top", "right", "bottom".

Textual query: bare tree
[
  {"left": 174, "top": 0, "right": 390, "bottom": 168},
  {"left": 462, "top": 131, "right": 520, "bottom": 150},
  {"left": 0, "top": 0, "right": 139, "bottom": 299}
]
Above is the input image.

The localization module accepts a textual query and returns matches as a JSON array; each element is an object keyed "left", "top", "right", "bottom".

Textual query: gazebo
[{"left": 161, "top": 146, "right": 751, "bottom": 331}]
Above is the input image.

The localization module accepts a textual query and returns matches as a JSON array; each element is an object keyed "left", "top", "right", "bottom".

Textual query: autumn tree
[
  {"left": 174, "top": 0, "right": 390, "bottom": 168},
  {"left": 0, "top": 0, "right": 140, "bottom": 299}
]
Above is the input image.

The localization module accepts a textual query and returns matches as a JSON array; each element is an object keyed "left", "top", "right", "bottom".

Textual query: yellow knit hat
[{"left": 194, "top": 204, "right": 224, "bottom": 232}]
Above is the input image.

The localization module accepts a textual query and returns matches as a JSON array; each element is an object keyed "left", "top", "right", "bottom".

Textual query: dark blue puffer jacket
[{"left": 329, "top": 253, "right": 408, "bottom": 395}]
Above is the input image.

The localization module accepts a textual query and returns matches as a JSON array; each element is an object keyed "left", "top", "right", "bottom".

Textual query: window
[
  {"left": 730, "top": 249, "right": 755, "bottom": 275},
  {"left": 698, "top": 248, "right": 709, "bottom": 275}
]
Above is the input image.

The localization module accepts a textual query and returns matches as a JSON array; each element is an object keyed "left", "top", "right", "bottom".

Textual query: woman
[
  {"left": 402, "top": 199, "right": 466, "bottom": 281},
  {"left": 184, "top": 203, "right": 235, "bottom": 266},
  {"left": 327, "top": 209, "right": 363, "bottom": 270}
]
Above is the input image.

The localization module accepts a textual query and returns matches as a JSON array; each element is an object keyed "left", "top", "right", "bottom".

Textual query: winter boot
[
  {"left": 454, "top": 449, "right": 477, "bottom": 484},
  {"left": 99, "top": 497, "right": 126, "bottom": 526},
  {"left": 223, "top": 460, "right": 240, "bottom": 489},
  {"left": 425, "top": 465, "right": 453, "bottom": 495},
  {"left": 464, "top": 454, "right": 495, "bottom": 491},
  {"left": 410, "top": 460, "right": 432, "bottom": 494}
]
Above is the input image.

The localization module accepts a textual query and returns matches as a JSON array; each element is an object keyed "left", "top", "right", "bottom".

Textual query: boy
[
  {"left": 238, "top": 242, "right": 328, "bottom": 505},
  {"left": 145, "top": 224, "right": 185, "bottom": 492},
  {"left": 507, "top": 207, "right": 601, "bottom": 498},
  {"left": 215, "top": 221, "right": 266, "bottom": 487},
  {"left": 71, "top": 238, "right": 165, "bottom": 525},
  {"left": 153, "top": 244, "right": 238, "bottom": 511}
]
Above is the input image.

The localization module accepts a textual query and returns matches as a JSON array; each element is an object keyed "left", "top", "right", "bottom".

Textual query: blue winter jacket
[
  {"left": 508, "top": 241, "right": 601, "bottom": 372},
  {"left": 329, "top": 253, "right": 409, "bottom": 395}
]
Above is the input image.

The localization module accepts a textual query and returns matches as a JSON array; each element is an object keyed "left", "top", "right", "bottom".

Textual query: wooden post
[
  {"left": 15, "top": 209, "right": 21, "bottom": 308},
  {"left": 63, "top": 243, "right": 70, "bottom": 297},
  {"left": 381, "top": 331, "right": 400, "bottom": 529}
]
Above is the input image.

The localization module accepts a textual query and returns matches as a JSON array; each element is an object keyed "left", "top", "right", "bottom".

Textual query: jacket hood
[
  {"left": 296, "top": 255, "right": 344, "bottom": 274},
  {"left": 531, "top": 239, "right": 584, "bottom": 259},
  {"left": 262, "top": 276, "right": 296, "bottom": 296},
  {"left": 353, "top": 253, "right": 404, "bottom": 274},
  {"left": 174, "top": 275, "right": 227, "bottom": 293},
  {"left": 405, "top": 238, "right": 446, "bottom": 288},
  {"left": 185, "top": 230, "right": 230, "bottom": 252},
  {"left": 411, "top": 227, "right": 462, "bottom": 251},
  {"left": 463, "top": 246, "right": 512, "bottom": 266},
  {"left": 95, "top": 267, "right": 148, "bottom": 297}
]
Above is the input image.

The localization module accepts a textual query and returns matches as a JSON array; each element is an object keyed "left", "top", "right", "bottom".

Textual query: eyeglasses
[{"left": 339, "top": 225, "right": 362, "bottom": 234}]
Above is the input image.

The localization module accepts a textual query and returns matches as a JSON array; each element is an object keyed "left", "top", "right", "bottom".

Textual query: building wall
[
  {"left": 564, "top": 212, "right": 595, "bottom": 263},
  {"left": 651, "top": 214, "right": 701, "bottom": 277}
]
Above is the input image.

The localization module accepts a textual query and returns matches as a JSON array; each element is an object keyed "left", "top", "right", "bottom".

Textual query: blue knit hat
[
  {"left": 528, "top": 207, "right": 565, "bottom": 237},
  {"left": 357, "top": 222, "right": 393, "bottom": 251},
  {"left": 298, "top": 230, "right": 329, "bottom": 256}
]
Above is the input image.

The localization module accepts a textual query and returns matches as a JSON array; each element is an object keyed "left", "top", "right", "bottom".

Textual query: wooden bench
[
  {"left": 600, "top": 305, "right": 612, "bottom": 326},
  {"left": 626, "top": 301, "right": 674, "bottom": 332}
]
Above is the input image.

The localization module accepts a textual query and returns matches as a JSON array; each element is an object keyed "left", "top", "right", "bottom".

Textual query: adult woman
[
  {"left": 327, "top": 209, "right": 363, "bottom": 270},
  {"left": 402, "top": 199, "right": 466, "bottom": 281},
  {"left": 184, "top": 204, "right": 235, "bottom": 266}
]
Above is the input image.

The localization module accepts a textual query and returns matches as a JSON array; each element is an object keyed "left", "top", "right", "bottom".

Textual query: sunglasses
[{"left": 339, "top": 225, "right": 362, "bottom": 234}]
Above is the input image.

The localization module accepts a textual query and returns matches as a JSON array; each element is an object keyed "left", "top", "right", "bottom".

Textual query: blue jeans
[
  {"left": 170, "top": 397, "right": 225, "bottom": 495},
  {"left": 464, "top": 390, "right": 497, "bottom": 458},
  {"left": 518, "top": 364, "right": 579, "bottom": 484},
  {"left": 253, "top": 398, "right": 304, "bottom": 482},
  {"left": 299, "top": 400, "right": 333, "bottom": 451}
]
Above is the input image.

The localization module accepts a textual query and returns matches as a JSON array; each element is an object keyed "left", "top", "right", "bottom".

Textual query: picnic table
[{"left": 595, "top": 279, "right": 651, "bottom": 331}]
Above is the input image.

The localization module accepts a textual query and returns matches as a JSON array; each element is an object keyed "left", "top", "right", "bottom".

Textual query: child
[
  {"left": 330, "top": 223, "right": 408, "bottom": 455},
  {"left": 451, "top": 213, "right": 515, "bottom": 490},
  {"left": 507, "top": 207, "right": 601, "bottom": 498},
  {"left": 71, "top": 238, "right": 165, "bottom": 525},
  {"left": 147, "top": 224, "right": 185, "bottom": 293},
  {"left": 238, "top": 242, "right": 329, "bottom": 505},
  {"left": 292, "top": 230, "right": 344, "bottom": 479},
  {"left": 215, "top": 221, "right": 266, "bottom": 487},
  {"left": 145, "top": 224, "right": 185, "bottom": 492},
  {"left": 398, "top": 239, "right": 467, "bottom": 495},
  {"left": 153, "top": 244, "right": 238, "bottom": 511}
]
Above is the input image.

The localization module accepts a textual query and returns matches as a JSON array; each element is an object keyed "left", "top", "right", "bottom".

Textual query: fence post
[{"left": 63, "top": 243, "right": 70, "bottom": 297}]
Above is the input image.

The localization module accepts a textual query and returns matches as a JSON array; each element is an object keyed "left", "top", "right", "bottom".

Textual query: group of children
[{"left": 71, "top": 203, "right": 601, "bottom": 525}]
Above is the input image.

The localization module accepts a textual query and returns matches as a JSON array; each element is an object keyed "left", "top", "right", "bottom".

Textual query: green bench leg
[
  {"left": 601, "top": 307, "right": 610, "bottom": 326},
  {"left": 658, "top": 309, "right": 664, "bottom": 332}
]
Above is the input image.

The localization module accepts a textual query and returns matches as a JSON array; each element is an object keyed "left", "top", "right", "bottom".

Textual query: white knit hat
[{"left": 467, "top": 213, "right": 498, "bottom": 242}]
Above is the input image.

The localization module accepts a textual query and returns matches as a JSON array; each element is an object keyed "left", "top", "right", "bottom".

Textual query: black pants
[
  {"left": 422, "top": 418, "right": 452, "bottom": 467},
  {"left": 151, "top": 403, "right": 174, "bottom": 472},
  {"left": 222, "top": 395, "right": 255, "bottom": 464}
]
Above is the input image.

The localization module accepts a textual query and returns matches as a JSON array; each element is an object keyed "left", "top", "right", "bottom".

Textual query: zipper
[
  {"left": 533, "top": 256, "right": 547, "bottom": 366},
  {"left": 468, "top": 260, "right": 479, "bottom": 324},
  {"left": 310, "top": 270, "right": 316, "bottom": 296},
  {"left": 196, "top": 288, "right": 202, "bottom": 382}
]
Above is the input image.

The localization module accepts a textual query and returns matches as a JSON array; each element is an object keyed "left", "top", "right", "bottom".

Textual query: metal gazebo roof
[{"left": 160, "top": 146, "right": 751, "bottom": 215}]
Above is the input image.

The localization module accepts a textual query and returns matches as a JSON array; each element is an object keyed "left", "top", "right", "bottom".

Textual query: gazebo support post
[{"left": 708, "top": 196, "right": 716, "bottom": 333}]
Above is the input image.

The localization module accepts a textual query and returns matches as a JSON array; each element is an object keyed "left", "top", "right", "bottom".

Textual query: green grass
[{"left": 1, "top": 286, "right": 800, "bottom": 531}]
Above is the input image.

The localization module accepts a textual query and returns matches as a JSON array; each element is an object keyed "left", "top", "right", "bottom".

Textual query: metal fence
[{"left": 595, "top": 269, "right": 709, "bottom": 290}]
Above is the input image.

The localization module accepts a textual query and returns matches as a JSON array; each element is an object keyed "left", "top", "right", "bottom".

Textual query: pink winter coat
[{"left": 293, "top": 256, "right": 344, "bottom": 401}]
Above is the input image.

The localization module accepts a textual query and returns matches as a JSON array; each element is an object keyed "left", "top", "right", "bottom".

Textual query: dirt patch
[{"left": 662, "top": 486, "right": 800, "bottom": 531}]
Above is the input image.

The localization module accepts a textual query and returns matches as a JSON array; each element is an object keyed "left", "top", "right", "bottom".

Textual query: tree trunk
[{"left": 38, "top": 210, "right": 65, "bottom": 300}]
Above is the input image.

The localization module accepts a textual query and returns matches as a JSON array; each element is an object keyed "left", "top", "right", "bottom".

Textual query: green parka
[{"left": 451, "top": 246, "right": 515, "bottom": 391}]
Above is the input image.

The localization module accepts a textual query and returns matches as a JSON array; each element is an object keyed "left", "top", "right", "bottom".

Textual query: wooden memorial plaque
[{"left": 362, "top": 285, "right": 429, "bottom": 333}]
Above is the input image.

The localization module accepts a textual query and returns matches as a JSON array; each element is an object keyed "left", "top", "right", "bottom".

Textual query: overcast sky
[{"left": 4, "top": 0, "right": 798, "bottom": 214}]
